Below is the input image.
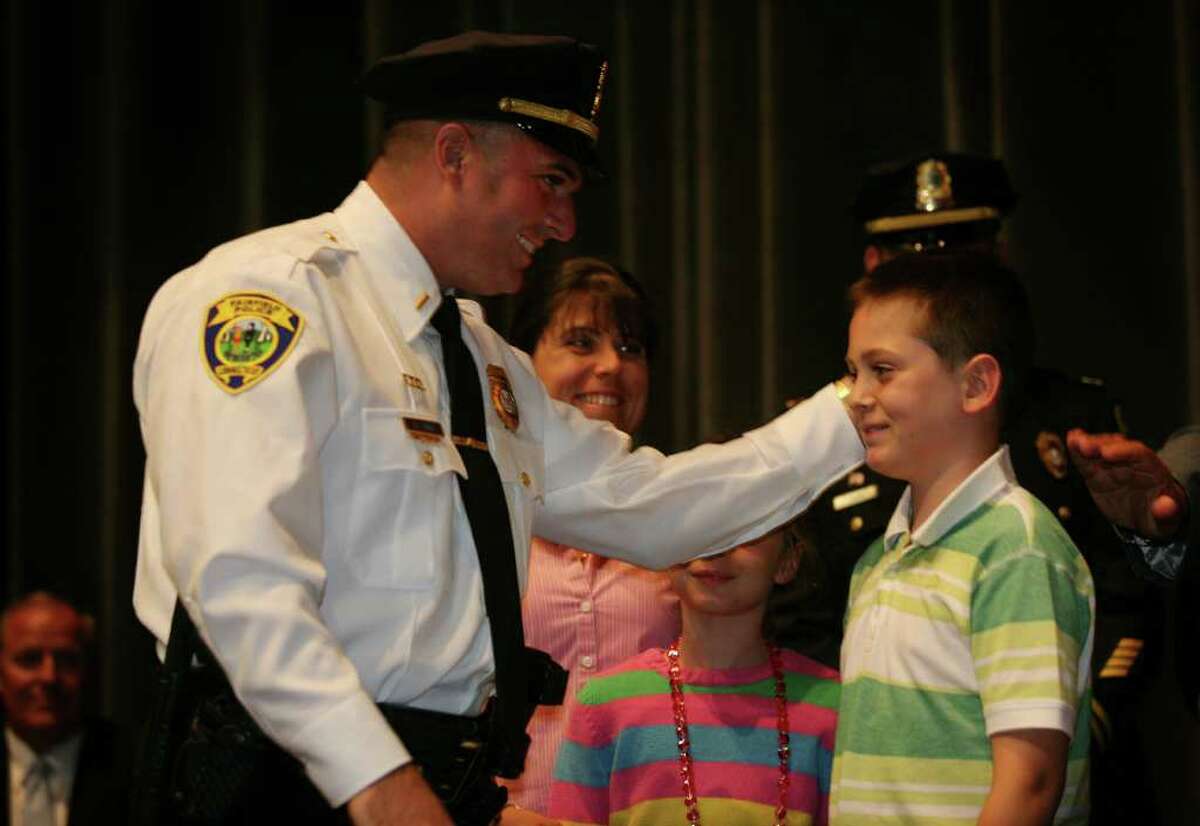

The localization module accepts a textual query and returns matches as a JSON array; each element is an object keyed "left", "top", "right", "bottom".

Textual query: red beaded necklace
[{"left": 664, "top": 638, "right": 792, "bottom": 826}]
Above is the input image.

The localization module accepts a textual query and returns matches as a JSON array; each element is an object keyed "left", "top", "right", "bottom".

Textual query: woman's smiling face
[{"left": 531, "top": 292, "right": 649, "bottom": 435}]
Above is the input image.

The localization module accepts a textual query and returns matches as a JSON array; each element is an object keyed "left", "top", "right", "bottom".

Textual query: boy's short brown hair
[{"left": 849, "top": 251, "right": 1034, "bottom": 423}]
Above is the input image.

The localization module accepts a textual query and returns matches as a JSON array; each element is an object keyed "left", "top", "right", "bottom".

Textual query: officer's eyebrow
[{"left": 546, "top": 161, "right": 583, "bottom": 188}]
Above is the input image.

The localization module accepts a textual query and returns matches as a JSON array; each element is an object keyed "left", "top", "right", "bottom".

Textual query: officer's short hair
[
  {"left": 509, "top": 257, "right": 658, "bottom": 360},
  {"left": 849, "top": 252, "right": 1034, "bottom": 422},
  {"left": 378, "top": 118, "right": 519, "bottom": 167}
]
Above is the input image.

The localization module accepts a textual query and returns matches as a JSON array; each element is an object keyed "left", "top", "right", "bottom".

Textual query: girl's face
[
  {"left": 531, "top": 293, "right": 650, "bottom": 435},
  {"left": 668, "top": 527, "right": 798, "bottom": 618}
]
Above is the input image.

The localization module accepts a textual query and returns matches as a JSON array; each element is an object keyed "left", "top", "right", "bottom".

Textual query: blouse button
[
  {"left": 519, "top": 471, "right": 531, "bottom": 488},
  {"left": 580, "top": 655, "right": 595, "bottom": 669},
  {"left": 420, "top": 450, "right": 434, "bottom": 467},
  {"left": 579, "top": 599, "right": 593, "bottom": 613}
]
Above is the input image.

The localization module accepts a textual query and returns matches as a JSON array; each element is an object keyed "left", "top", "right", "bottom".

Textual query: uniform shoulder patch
[{"left": 202, "top": 292, "right": 305, "bottom": 394}]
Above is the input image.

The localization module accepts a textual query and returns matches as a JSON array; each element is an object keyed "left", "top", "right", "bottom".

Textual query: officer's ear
[
  {"left": 863, "top": 246, "right": 882, "bottom": 274},
  {"left": 961, "top": 353, "right": 1001, "bottom": 415},
  {"left": 433, "top": 122, "right": 473, "bottom": 182}
]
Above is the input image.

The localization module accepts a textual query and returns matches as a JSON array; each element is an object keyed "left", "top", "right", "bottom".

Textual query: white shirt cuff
[{"left": 291, "top": 691, "right": 411, "bottom": 806}]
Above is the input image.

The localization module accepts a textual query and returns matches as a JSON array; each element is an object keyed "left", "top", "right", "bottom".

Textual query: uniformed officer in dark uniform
[{"left": 768, "top": 153, "right": 1162, "bottom": 826}]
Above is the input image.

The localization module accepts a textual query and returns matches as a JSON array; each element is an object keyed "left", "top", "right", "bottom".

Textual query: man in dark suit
[{"left": 0, "top": 592, "right": 129, "bottom": 825}]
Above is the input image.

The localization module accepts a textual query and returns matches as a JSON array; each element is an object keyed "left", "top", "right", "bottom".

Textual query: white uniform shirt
[{"left": 132, "top": 181, "right": 864, "bottom": 806}]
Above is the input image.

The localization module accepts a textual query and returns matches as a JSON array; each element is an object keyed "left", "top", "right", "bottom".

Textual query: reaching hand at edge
[{"left": 1066, "top": 429, "right": 1188, "bottom": 540}]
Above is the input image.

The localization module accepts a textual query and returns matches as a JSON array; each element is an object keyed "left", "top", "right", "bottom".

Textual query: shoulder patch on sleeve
[{"left": 201, "top": 292, "right": 305, "bottom": 394}]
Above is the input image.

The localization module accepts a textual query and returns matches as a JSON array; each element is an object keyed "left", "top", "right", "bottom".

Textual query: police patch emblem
[
  {"left": 487, "top": 365, "right": 520, "bottom": 431},
  {"left": 203, "top": 292, "right": 305, "bottom": 394}
]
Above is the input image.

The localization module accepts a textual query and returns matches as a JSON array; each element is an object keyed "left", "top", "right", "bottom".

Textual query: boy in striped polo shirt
[
  {"left": 547, "top": 519, "right": 840, "bottom": 825},
  {"left": 833, "top": 252, "right": 1094, "bottom": 825}
]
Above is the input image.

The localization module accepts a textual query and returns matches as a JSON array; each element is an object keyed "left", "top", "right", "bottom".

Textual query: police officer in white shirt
[{"left": 129, "top": 32, "right": 864, "bottom": 826}]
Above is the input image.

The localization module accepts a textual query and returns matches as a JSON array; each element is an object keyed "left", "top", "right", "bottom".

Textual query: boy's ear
[{"left": 960, "top": 353, "right": 1002, "bottom": 414}]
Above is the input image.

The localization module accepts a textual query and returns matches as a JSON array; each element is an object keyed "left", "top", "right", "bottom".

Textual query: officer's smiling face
[{"left": 456, "top": 128, "right": 582, "bottom": 296}]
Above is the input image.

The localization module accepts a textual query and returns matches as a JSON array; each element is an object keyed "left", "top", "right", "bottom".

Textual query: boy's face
[
  {"left": 844, "top": 295, "right": 966, "bottom": 484},
  {"left": 669, "top": 528, "right": 797, "bottom": 617}
]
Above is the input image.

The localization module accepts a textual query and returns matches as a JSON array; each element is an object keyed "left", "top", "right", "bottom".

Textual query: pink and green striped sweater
[{"left": 547, "top": 646, "right": 840, "bottom": 826}]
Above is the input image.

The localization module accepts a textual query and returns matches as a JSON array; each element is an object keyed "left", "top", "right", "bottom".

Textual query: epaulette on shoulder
[{"left": 272, "top": 215, "right": 356, "bottom": 264}]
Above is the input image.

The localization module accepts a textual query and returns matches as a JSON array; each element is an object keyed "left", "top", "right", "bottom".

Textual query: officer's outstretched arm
[{"left": 1066, "top": 429, "right": 1188, "bottom": 539}]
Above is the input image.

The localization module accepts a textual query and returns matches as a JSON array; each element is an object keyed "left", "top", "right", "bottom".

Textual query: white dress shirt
[
  {"left": 132, "top": 180, "right": 864, "bottom": 806},
  {"left": 6, "top": 729, "right": 82, "bottom": 826}
]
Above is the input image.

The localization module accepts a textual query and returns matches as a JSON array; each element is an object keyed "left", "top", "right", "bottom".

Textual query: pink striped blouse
[{"left": 502, "top": 537, "right": 681, "bottom": 813}]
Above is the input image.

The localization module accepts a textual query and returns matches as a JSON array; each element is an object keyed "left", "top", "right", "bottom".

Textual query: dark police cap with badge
[
  {"left": 362, "top": 31, "right": 609, "bottom": 176},
  {"left": 854, "top": 153, "right": 1017, "bottom": 252}
]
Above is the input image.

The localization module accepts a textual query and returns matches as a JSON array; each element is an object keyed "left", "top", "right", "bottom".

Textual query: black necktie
[{"left": 430, "top": 296, "right": 530, "bottom": 777}]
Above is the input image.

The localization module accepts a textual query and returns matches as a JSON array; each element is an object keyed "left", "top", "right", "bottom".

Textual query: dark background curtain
[{"left": 4, "top": 0, "right": 1198, "bottom": 820}]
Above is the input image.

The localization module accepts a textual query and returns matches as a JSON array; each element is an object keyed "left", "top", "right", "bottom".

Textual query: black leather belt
[{"left": 377, "top": 702, "right": 508, "bottom": 824}]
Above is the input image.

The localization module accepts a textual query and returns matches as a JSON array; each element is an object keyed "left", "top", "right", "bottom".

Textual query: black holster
[
  {"left": 130, "top": 601, "right": 567, "bottom": 826},
  {"left": 129, "top": 603, "right": 332, "bottom": 826}
]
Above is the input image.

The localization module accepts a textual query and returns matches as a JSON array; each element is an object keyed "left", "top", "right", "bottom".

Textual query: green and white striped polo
[{"left": 831, "top": 446, "right": 1094, "bottom": 825}]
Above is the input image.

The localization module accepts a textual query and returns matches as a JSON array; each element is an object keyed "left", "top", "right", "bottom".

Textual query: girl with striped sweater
[{"left": 547, "top": 521, "right": 839, "bottom": 826}]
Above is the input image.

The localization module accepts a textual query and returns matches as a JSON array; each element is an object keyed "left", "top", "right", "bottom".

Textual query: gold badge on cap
[
  {"left": 915, "top": 159, "right": 954, "bottom": 213},
  {"left": 1036, "top": 431, "right": 1070, "bottom": 480},
  {"left": 590, "top": 60, "right": 609, "bottom": 120},
  {"left": 487, "top": 365, "right": 520, "bottom": 431}
]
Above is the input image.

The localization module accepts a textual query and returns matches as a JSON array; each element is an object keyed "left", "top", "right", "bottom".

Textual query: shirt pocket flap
[{"left": 363, "top": 408, "right": 465, "bottom": 478}]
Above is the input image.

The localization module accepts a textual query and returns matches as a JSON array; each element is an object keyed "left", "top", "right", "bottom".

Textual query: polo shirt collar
[
  {"left": 333, "top": 180, "right": 443, "bottom": 341},
  {"left": 883, "top": 445, "right": 1017, "bottom": 552}
]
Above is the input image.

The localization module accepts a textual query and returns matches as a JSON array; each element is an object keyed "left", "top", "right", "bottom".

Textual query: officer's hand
[
  {"left": 347, "top": 764, "right": 453, "bottom": 826},
  {"left": 1066, "top": 429, "right": 1188, "bottom": 539},
  {"left": 497, "top": 804, "right": 563, "bottom": 825}
]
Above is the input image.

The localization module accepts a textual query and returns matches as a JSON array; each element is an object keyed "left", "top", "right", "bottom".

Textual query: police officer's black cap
[
  {"left": 854, "top": 153, "right": 1017, "bottom": 244},
  {"left": 363, "top": 31, "right": 609, "bottom": 177}
]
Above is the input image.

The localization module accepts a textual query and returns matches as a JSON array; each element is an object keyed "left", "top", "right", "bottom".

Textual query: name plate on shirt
[
  {"left": 403, "top": 416, "right": 445, "bottom": 444},
  {"left": 831, "top": 484, "right": 879, "bottom": 511}
]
